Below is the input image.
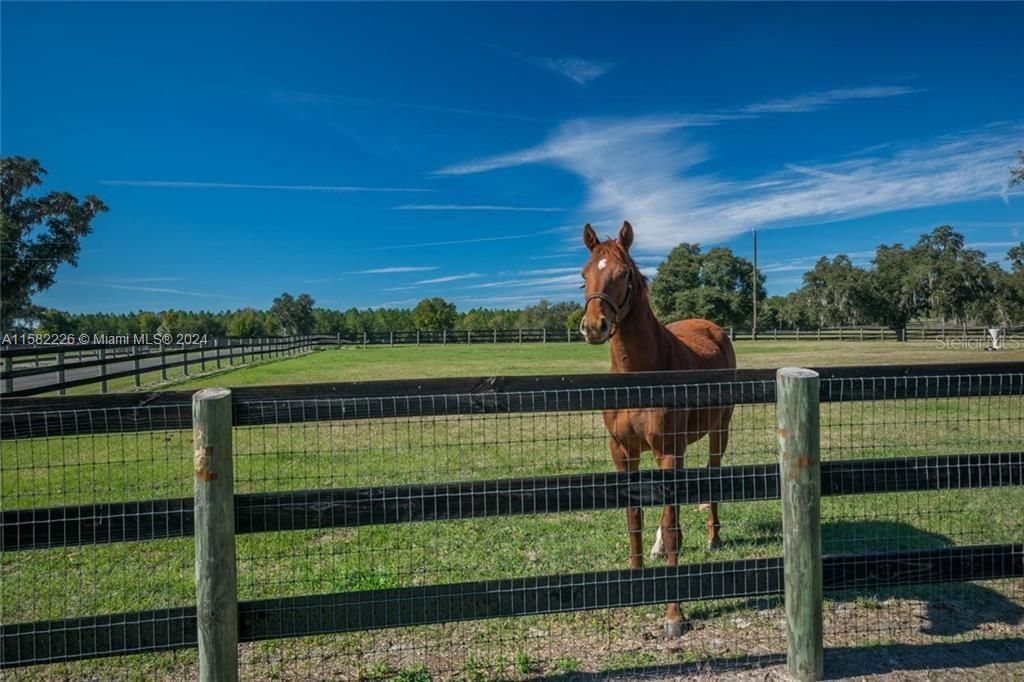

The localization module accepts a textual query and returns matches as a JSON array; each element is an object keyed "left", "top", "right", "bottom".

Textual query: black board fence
[{"left": 1, "top": 362, "right": 1022, "bottom": 676}]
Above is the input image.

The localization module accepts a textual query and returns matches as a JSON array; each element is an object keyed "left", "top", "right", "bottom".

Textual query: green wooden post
[
  {"left": 192, "top": 388, "right": 238, "bottom": 682},
  {"left": 2, "top": 355, "right": 12, "bottom": 394},
  {"left": 133, "top": 346, "right": 141, "bottom": 387},
  {"left": 777, "top": 367, "right": 823, "bottom": 682},
  {"left": 99, "top": 347, "right": 108, "bottom": 393},
  {"left": 57, "top": 351, "right": 66, "bottom": 396}
]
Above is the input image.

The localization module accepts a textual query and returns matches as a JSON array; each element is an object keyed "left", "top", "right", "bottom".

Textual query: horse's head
[{"left": 579, "top": 220, "right": 639, "bottom": 344}]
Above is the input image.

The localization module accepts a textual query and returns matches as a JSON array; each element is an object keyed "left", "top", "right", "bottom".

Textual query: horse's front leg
[
  {"left": 610, "top": 437, "right": 643, "bottom": 569},
  {"left": 705, "top": 406, "right": 733, "bottom": 550},
  {"left": 653, "top": 440, "right": 686, "bottom": 637}
]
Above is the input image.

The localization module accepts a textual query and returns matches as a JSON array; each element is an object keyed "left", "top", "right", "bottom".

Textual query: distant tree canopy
[
  {"left": 269, "top": 293, "right": 316, "bottom": 335},
  {"left": 1, "top": 157, "right": 108, "bottom": 331},
  {"left": 412, "top": 297, "right": 457, "bottom": 331},
  {"left": 649, "top": 243, "right": 766, "bottom": 329}
]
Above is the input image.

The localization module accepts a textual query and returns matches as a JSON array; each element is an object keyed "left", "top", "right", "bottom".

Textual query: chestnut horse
[{"left": 578, "top": 220, "right": 736, "bottom": 637}]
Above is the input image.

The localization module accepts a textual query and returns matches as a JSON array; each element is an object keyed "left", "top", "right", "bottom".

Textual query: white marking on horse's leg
[
  {"left": 697, "top": 503, "right": 710, "bottom": 512},
  {"left": 650, "top": 525, "right": 666, "bottom": 560}
]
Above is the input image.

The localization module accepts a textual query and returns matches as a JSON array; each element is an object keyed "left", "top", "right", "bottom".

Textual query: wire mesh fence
[{"left": 1, "top": 365, "right": 1021, "bottom": 679}]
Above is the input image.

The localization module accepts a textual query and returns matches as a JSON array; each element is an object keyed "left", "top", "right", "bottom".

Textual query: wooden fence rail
[
  {"left": 3, "top": 361, "right": 1022, "bottom": 440},
  {"left": 3, "top": 452, "right": 1020, "bottom": 552}
]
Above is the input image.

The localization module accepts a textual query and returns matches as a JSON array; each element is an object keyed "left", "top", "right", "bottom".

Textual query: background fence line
[
  {"left": 0, "top": 335, "right": 328, "bottom": 397},
  {"left": 4, "top": 325, "right": 1022, "bottom": 397}
]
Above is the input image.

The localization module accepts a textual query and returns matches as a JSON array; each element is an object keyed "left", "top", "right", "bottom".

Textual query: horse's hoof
[
  {"left": 649, "top": 544, "right": 666, "bottom": 560},
  {"left": 707, "top": 536, "right": 723, "bottom": 551},
  {"left": 663, "top": 620, "right": 689, "bottom": 638}
]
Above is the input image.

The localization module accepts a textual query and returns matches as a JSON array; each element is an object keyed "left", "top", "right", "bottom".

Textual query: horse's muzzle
[{"left": 579, "top": 317, "right": 611, "bottom": 344}]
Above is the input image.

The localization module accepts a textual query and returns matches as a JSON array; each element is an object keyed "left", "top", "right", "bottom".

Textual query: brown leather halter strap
[{"left": 584, "top": 268, "right": 635, "bottom": 332}]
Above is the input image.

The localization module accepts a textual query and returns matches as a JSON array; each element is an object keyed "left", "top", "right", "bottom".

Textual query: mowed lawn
[
  {"left": 171, "top": 338, "right": 1024, "bottom": 390},
  {"left": 2, "top": 340, "right": 1022, "bottom": 680}
]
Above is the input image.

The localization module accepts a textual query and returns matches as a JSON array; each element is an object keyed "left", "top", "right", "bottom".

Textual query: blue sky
[{"left": 3, "top": 2, "right": 1022, "bottom": 313}]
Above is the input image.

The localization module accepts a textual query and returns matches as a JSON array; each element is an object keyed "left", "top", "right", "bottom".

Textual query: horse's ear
[
  {"left": 583, "top": 223, "right": 600, "bottom": 252},
  {"left": 619, "top": 221, "right": 634, "bottom": 251}
]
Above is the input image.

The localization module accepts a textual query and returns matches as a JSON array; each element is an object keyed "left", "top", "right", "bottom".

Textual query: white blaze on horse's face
[{"left": 598, "top": 258, "right": 608, "bottom": 270}]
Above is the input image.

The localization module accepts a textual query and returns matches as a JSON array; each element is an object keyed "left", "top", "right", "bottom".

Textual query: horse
[{"left": 578, "top": 220, "right": 737, "bottom": 637}]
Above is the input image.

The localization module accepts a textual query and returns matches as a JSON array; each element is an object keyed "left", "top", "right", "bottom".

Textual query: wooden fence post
[
  {"left": 2, "top": 355, "right": 12, "bottom": 394},
  {"left": 192, "top": 387, "right": 239, "bottom": 682},
  {"left": 133, "top": 346, "right": 141, "bottom": 387},
  {"left": 215, "top": 339, "right": 222, "bottom": 369},
  {"left": 416, "top": 331, "right": 421, "bottom": 346},
  {"left": 99, "top": 347, "right": 108, "bottom": 394},
  {"left": 363, "top": 332, "right": 368, "bottom": 348},
  {"left": 443, "top": 330, "right": 447, "bottom": 346},
  {"left": 467, "top": 330, "right": 471, "bottom": 345},
  {"left": 543, "top": 329, "right": 547, "bottom": 344},
  {"left": 518, "top": 328, "right": 523, "bottom": 344},
  {"left": 777, "top": 367, "right": 823, "bottom": 682},
  {"left": 183, "top": 344, "right": 189, "bottom": 376},
  {"left": 57, "top": 351, "right": 66, "bottom": 396}
]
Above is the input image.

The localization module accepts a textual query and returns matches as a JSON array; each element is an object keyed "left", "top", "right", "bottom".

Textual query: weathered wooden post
[
  {"left": 2, "top": 354, "right": 12, "bottom": 394},
  {"left": 182, "top": 344, "right": 189, "bottom": 376},
  {"left": 518, "top": 328, "right": 523, "bottom": 344},
  {"left": 443, "top": 330, "right": 447, "bottom": 346},
  {"left": 57, "top": 351, "right": 66, "bottom": 396},
  {"left": 416, "top": 330, "right": 421, "bottom": 346},
  {"left": 542, "top": 328, "right": 547, "bottom": 344},
  {"left": 215, "top": 339, "right": 222, "bottom": 370},
  {"left": 133, "top": 346, "right": 141, "bottom": 387},
  {"left": 161, "top": 346, "right": 168, "bottom": 380},
  {"left": 192, "top": 387, "right": 238, "bottom": 682},
  {"left": 99, "top": 347, "right": 108, "bottom": 393},
  {"left": 363, "top": 332, "right": 368, "bottom": 348},
  {"left": 777, "top": 367, "right": 823, "bottom": 682},
  {"left": 467, "top": 329, "right": 471, "bottom": 345},
  {"left": 493, "top": 329, "right": 497, "bottom": 344}
]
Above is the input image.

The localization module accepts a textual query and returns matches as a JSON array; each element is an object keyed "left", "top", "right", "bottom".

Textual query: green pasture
[{"left": 2, "top": 341, "right": 1022, "bottom": 679}]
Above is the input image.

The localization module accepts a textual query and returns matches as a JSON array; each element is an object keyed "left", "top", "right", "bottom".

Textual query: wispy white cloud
[
  {"left": 101, "top": 180, "right": 433, "bottom": 193},
  {"left": 302, "top": 278, "right": 335, "bottom": 284},
  {"left": 758, "top": 251, "right": 875, "bottom": 273},
  {"left": 437, "top": 117, "right": 1023, "bottom": 251},
  {"left": 363, "top": 233, "right": 540, "bottom": 251},
  {"left": 393, "top": 204, "right": 564, "bottom": 212},
  {"left": 538, "top": 56, "right": 613, "bottom": 85},
  {"left": 486, "top": 44, "right": 613, "bottom": 85},
  {"left": 741, "top": 86, "right": 923, "bottom": 114},
  {"left": 349, "top": 266, "right": 439, "bottom": 274},
  {"left": 73, "top": 281, "right": 228, "bottom": 298},
  {"left": 97, "top": 277, "right": 184, "bottom": 284},
  {"left": 274, "top": 91, "right": 538, "bottom": 122},
  {"left": 414, "top": 273, "right": 484, "bottom": 285}
]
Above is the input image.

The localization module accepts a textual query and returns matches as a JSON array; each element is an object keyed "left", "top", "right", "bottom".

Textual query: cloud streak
[
  {"left": 74, "top": 281, "right": 227, "bottom": 298},
  {"left": 392, "top": 204, "right": 565, "bottom": 212},
  {"left": 349, "top": 266, "right": 439, "bottom": 274},
  {"left": 363, "top": 233, "right": 541, "bottom": 251},
  {"left": 101, "top": 180, "right": 433, "bottom": 193},
  {"left": 413, "top": 273, "right": 483, "bottom": 285},
  {"left": 274, "top": 91, "right": 538, "bottom": 122},
  {"left": 741, "top": 86, "right": 923, "bottom": 114}
]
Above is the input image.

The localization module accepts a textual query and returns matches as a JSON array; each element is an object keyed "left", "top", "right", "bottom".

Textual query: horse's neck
[{"left": 608, "top": 297, "right": 680, "bottom": 373}]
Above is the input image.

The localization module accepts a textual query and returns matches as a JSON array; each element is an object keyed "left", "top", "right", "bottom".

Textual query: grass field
[{"left": 2, "top": 341, "right": 1022, "bottom": 680}]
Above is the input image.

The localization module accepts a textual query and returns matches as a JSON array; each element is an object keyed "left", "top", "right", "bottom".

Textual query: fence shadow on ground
[{"left": 532, "top": 639, "right": 1024, "bottom": 680}]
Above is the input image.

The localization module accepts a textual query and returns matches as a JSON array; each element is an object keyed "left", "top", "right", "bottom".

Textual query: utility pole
[{"left": 752, "top": 229, "right": 759, "bottom": 341}]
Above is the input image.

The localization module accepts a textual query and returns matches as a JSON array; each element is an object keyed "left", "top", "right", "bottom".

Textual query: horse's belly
[{"left": 603, "top": 407, "right": 709, "bottom": 452}]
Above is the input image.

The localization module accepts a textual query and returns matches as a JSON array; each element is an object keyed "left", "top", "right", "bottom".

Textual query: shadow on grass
[
  {"left": 533, "top": 639, "right": 1024, "bottom": 680},
  {"left": 675, "top": 518, "right": 1019, "bottom": 638}
]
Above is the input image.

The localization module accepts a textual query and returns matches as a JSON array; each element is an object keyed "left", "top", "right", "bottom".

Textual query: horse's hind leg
[
  {"left": 610, "top": 437, "right": 643, "bottom": 569},
  {"left": 707, "top": 407, "right": 733, "bottom": 551}
]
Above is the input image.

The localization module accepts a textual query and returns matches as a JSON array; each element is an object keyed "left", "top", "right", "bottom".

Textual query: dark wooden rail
[
  {"left": 4, "top": 452, "right": 1020, "bottom": 552},
  {"left": 2, "top": 362, "right": 1022, "bottom": 440},
  {"left": 2, "top": 543, "right": 1019, "bottom": 668}
]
